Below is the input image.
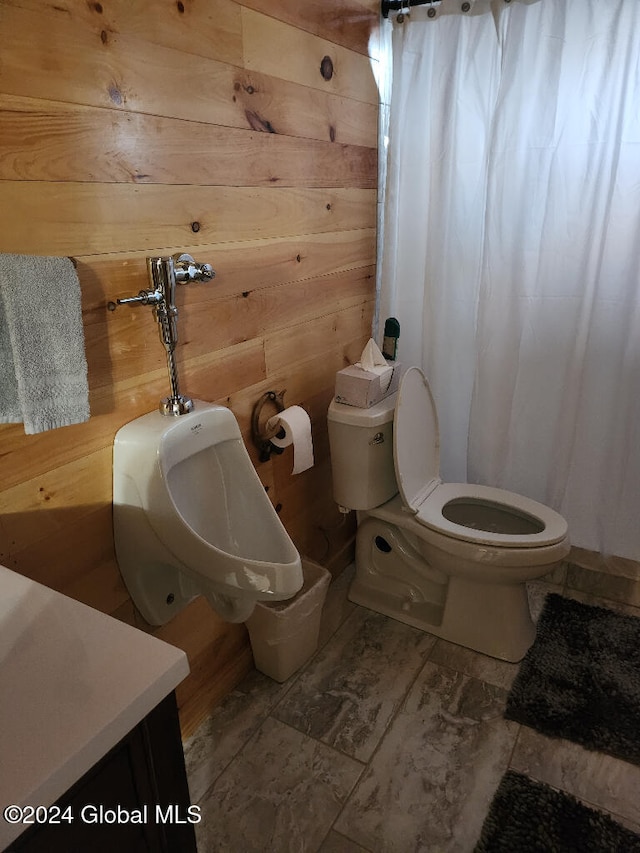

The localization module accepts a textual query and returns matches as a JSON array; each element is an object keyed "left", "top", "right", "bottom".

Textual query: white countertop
[{"left": 0, "top": 565, "right": 189, "bottom": 849}]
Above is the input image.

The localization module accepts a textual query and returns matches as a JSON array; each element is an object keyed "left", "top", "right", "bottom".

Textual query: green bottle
[{"left": 382, "top": 317, "right": 400, "bottom": 361}]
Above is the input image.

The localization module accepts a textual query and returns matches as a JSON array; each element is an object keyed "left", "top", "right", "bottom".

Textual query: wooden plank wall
[{"left": 0, "top": 0, "right": 379, "bottom": 736}]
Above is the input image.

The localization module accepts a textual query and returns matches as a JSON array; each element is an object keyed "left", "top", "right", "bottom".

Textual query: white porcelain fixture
[
  {"left": 114, "top": 401, "right": 303, "bottom": 625},
  {"left": 327, "top": 366, "right": 570, "bottom": 662}
]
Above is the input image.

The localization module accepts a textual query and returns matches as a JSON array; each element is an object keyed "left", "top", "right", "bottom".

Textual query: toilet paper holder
[{"left": 252, "top": 390, "right": 287, "bottom": 462}]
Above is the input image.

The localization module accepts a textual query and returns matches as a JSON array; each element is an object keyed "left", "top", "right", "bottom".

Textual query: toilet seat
[
  {"left": 417, "top": 482, "right": 567, "bottom": 548},
  {"left": 393, "top": 367, "right": 568, "bottom": 549}
]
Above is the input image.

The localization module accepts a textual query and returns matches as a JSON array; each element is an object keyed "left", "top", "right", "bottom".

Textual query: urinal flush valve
[{"left": 116, "top": 253, "right": 215, "bottom": 416}]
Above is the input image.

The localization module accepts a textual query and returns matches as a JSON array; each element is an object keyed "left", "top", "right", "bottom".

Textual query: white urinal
[{"left": 113, "top": 401, "right": 303, "bottom": 624}]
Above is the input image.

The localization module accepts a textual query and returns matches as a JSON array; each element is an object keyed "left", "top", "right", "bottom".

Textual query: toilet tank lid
[{"left": 328, "top": 394, "right": 397, "bottom": 427}]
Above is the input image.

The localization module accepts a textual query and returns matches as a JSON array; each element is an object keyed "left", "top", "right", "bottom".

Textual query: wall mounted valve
[{"left": 115, "top": 253, "right": 216, "bottom": 416}]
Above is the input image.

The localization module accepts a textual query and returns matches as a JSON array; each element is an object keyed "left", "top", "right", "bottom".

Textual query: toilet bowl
[
  {"left": 327, "top": 366, "right": 570, "bottom": 661},
  {"left": 114, "top": 401, "right": 303, "bottom": 625}
]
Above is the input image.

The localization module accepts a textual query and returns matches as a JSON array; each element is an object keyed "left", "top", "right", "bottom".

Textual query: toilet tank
[{"left": 327, "top": 394, "right": 398, "bottom": 510}]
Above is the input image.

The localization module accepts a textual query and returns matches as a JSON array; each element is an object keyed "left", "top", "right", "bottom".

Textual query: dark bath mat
[
  {"left": 505, "top": 593, "right": 640, "bottom": 765},
  {"left": 475, "top": 770, "right": 640, "bottom": 852}
]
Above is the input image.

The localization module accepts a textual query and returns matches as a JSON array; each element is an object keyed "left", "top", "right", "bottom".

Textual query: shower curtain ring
[{"left": 397, "top": 0, "right": 410, "bottom": 22}]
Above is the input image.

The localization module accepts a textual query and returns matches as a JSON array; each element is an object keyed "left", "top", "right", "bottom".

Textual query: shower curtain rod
[{"left": 382, "top": 0, "right": 442, "bottom": 18}]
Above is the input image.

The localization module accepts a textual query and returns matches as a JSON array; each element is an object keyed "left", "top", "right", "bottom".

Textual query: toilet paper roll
[{"left": 266, "top": 405, "right": 314, "bottom": 475}]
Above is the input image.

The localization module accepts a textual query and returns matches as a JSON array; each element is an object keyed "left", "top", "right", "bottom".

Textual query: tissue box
[{"left": 334, "top": 361, "right": 402, "bottom": 408}]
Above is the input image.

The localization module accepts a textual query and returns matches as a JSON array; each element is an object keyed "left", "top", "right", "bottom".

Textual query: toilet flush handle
[{"left": 116, "top": 288, "right": 163, "bottom": 306}]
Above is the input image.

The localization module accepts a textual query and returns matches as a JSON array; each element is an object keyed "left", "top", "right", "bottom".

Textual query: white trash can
[{"left": 246, "top": 559, "right": 331, "bottom": 682}]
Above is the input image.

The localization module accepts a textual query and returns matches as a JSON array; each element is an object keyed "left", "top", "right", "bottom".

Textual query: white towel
[{"left": 0, "top": 254, "right": 90, "bottom": 434}]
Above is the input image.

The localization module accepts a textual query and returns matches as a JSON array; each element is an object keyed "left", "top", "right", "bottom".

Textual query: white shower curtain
[{"left": 379, "top": 0, "right": 640, "bottom": 560}]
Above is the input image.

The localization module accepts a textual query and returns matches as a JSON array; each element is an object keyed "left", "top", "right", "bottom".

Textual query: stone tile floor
[{"left": 183, "top": 567, "right": 640, "bottom": 852}]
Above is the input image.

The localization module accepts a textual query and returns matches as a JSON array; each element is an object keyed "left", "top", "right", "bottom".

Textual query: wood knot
[
  {"left": 320, "top": 56, "right": 334, "bottom": 81},
  {"left": 245, "top": 110, "right": 275, "bottom": 134},
  {"left": 108, "top": 84, "right": 123, "bottom": 105}
]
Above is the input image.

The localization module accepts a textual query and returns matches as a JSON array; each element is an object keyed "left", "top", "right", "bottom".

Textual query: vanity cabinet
[
  {"left": 7, "top": 693, "right": 197, "bottom": 853},
  {"left": 0, "top": 565, "right": 194, "bottom": 853}
]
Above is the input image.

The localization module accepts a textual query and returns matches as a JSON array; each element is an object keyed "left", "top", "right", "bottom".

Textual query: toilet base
[
  {"left": 353, "top": 518, "right": 537, "bottom": 662},
  {"left": 349, "top": 575, "right": 535, "bottom": 663}
]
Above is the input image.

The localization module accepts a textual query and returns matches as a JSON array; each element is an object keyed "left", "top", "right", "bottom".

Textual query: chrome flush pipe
[{"left": 117, "top": 253, "right": 215, "bottom": 416}]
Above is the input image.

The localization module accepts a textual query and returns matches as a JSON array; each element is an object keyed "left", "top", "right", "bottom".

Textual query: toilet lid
[{"left": 393, "top": 366, "right": 441, "bottom": 511}]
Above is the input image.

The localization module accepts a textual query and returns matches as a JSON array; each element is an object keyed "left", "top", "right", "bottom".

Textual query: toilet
[
  {"left": 113, "top": 401, "right": 303, "bottom": 625},
  {"left": 327, "top": 366, "right": 570, "bottom": 662}
]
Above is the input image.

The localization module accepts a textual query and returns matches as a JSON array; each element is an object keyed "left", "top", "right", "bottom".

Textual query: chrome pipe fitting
[
  {"left": 114, "top": 252, "right": 215, "bottom": 416},
  {"left": 173, "top": 254, "right": 215, "bottom": 284}
]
